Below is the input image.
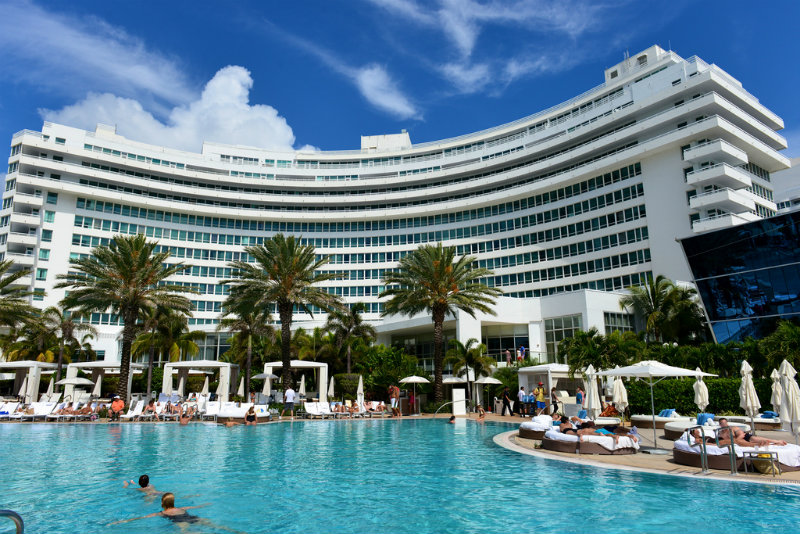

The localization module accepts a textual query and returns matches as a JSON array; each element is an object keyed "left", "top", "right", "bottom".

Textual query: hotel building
[{"left": 1, "top": 46, "right": 789, "bottom": 367}]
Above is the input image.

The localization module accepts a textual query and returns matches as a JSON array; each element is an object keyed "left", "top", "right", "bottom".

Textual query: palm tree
[
  {"left": 562, "top": 327, "right": 605, "bottom": 376},
  {"left": 324, "top": 302, "right": 376, "bottom": 374},
  {"left": 4, "top": 320, "right": 57, "bottom": 362},
  {"left": 445, "top": 337, "right": 495, "bottom": 406},
  {"left": 381, "top": 243, "right": 502, "bottom": 403},
  {"left": 0, "top": 259, "right": 36, "bottom": 328},
  {"left": 133, "top": 305, "right": 166, "bottom": 402},
  {"left": 41, "top": 306, "right": 97, "bottom": 388},
  {"left": 218, "top": 293, "right": 274, "bottom": 400},
  {"left": 56, "top": 234, "right": 194, "bottom": 401},
  {"left": 220, "top": 234, "right": 344, "bottom": 390},
  {"left": 619, "top": 275, "right": 674, "bottom": 342},
  {"left": 662, "top": 284, "right": 708, "bottom": 344}
]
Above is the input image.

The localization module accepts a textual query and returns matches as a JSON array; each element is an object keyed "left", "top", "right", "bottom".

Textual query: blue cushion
[
  {"left": 577, "top": 409, "right": 587, "bottom": 419},
  {"left": 762, "top": 411, "right": 778, "bottom": 419},
  {"left": 658, "top": 409, "right": 667, "bottom": 417},
  {"left": 595, "top": 428, "right": 613, "bottom": 435},
  {"left": 696, "top": 413, "right": 714, "bottom": 425},
  {"left": 665, "top": 409, "right": 676, "bottom": 417}
]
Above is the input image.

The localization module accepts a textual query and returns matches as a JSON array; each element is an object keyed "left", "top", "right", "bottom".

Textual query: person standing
[
  {"left": 501, "top": 386, "right": 514, "bottom": 416},
  {"left": 519, "top": 345, "right": 526, "bottom": 360},
  {"left": 505, "top": 349, "right": 512, "bottom": 366},
  {"left": 576, "top": 386, "right": 585, "bottom": 407},
  {"left": 517, "top": 386, "right": 526, "bottom": 416},
  {"left": 532, "top": 382, "right": 546, "bottom": 415},
  {"left": 280, "top": 385, "right": 296, "bottom": 419},
  {"left": 550, "top": 387, "right": 559, "bottom": 415},
  {"left": 388, "top": 384, "right": 401, "bottom": 417}
]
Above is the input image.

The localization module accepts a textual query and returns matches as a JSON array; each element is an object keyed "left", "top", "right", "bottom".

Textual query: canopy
[
  {"left": 739, "top": 361, "right": 761, "bottom": 432},
  {"left": 0, "top": 361, "right": 57, "bottom": 403},
  {"left": 583, "top": 365, "right": 601, "bottom": 419},
  {"left": 162, "top": 360, "right": 238, "bottom": 403},
  {"left": 598, "top": 361, "right": 716, "bottom": 450},
  {"left": 400, "top": 376, "right": 429, "bottom": 384},
  {"left": 443, "top": 376, "right": 466, "bottom": 384},
  {"left": 65, "top": 360, "right": 146, "bottom": 402},
  {"left": 779, "top": 360, "right": 800, "bottom": 442},
  {"left": 518, "top": 364, "right": 575, "bottom": 400},
  {"left": 263, "top": 360, "right": 329, "bottom": 403},
  {"left": 693, "top": 368, "right": 709, "bottom": 412}
]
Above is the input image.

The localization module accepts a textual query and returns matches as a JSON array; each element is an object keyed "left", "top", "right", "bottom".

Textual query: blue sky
[{"left": 0, "top": 0, "right": 798, "bottom": 156}]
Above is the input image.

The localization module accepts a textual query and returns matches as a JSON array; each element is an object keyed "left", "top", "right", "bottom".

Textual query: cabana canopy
[
  {"left": 0, "top": 361, "right": 57, "bottom": 403},
  {"left": 162, "top": 360, "right": 239, "bottom": 403},
  {"left": 518, "top": 363, "right": 578, "bottom": 400},
  {"left": 65, "top": 360, "right": 146, "bottom": 401},
  {"left": 263, "top": 360, "right": 329, "bottom": 403}
]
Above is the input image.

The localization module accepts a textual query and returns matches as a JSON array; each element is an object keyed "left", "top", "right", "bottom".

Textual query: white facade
[{"left": 1, "top": 45, "right": 789, "bottom": 366}]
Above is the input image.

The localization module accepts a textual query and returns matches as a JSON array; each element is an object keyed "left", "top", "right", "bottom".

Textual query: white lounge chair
[
  {"left": 318, "top": 402, "right": 343, "bottom": 419},
  {"left": 20, "top": 401, "right": 57, "bottom": 421},
  {"left": 304, "top": 402, "right": 324, "bottom": 419},
  {"left": 45, "top": 402, "right": 70, "bottom": 422},
  {"left": 202, "top": 401, "right": 220, "bottom": 421},
  {"left": 1, "top": 402, "right": 21, "bottom": 420},
  {"left": 120, "top": 401, "right": 143, "bottom": 421}
]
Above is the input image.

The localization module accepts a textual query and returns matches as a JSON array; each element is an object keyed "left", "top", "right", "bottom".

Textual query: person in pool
[
  {"left": 244, "top": 406, "right": 257, "bottom": 426},
  {"left": 448, "top": 416, "right": 456, "bottom": 424},
  {"left": 123, "top": 474, "right": 162, "bottom": 500},
  {"left": 112, "top": 492, "right": 210, "bottom": 530}
]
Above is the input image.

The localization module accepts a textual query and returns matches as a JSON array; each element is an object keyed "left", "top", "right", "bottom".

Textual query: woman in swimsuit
[
  {"left": 112, "top": 493, "right": 208, "bottom": 528},
  {"left": 245, "top": 406, "right": 257, "bottom": 426}
]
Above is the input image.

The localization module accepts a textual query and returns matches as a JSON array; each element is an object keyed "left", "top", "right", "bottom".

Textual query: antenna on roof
[{"left": 668, "top": 40, "right": 672, "bottom": 51}]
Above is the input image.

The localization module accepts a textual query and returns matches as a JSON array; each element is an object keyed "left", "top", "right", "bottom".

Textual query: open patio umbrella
[
  {"left": 400, "top": 375, "right": 429, "bottom": 414},
  {"left": 298, "top": 375, "right": 306, "bottom": 398},
  {"left": 237, "top": 377, "right": 245, "bottom": 398},
  {"left": 612, "top": 371, "right": 628, "bottom": 414},
  {"left": 770, "top": 368, "right": 783, "bottom": 413},
  {"left": 693, "top": 367, "right": 709, "bottom": 412},
  {"left": 598, "top": 361, "right": 716, "bottom": 452},
  {"left": 739, "top": 361, "right": 761, "bottom": 433},
  {"left": 474, "top": 376, "right": 502, "bottom": 410},
  {"left": 356, "top": 375, "right": 364, "bottom": 407},
  {"left": 583, "top": 365, "right": 601, "bottom": 419},
  {"left": 779, "top": 360, "right": 800, "bottom": 445},
  {"left": 201, "top": 376, "right": 209, "bottom": 396},
  {"left": 55, "top": 377, "right": 95, "bottom": 387}
]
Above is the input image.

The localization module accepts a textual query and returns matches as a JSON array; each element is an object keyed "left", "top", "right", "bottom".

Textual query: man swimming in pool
[{"left": 123, "top": 474, "right": 163, "bottom": 501}]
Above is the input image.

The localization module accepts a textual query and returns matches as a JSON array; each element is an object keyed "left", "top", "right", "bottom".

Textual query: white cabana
[
  {"left": 518, "top": 364, "right": 581, "bottom": 404},
  {"left": 779, "top": 360, "right": 800, "bottom": 444},
  {"left": 598, "top": 361, "right": 716, "bottom": 451},
  {"left": 64, "top": 360, "right": 147, "bottom": 402},
  {"left": 583, "top": 365, "right": 602, "bottom": 419},
  {"left": 739, "top": 361, "right": 761, "bottom": 433},
  {"left": 263, "top": 360, "right": 329, "bottom": 403},
  {"left": 162, "top": 360, "right": 239, "bottom": 403},
  {"left": 693, "top": 368, "right": 709, "bottom": 412},
  {"left": 0, "top": 361, "right": 58, "bottom": 403},
  {"left": 474, "top": 376, "right": 502, "bottom": 409},
  {"left": 770, "top": 368, "right": 783, "bottom": 413}
]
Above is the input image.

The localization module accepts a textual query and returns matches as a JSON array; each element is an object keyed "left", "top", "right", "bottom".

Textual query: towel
[
  {"left": 761, "top": 411, "right": 778, "bottom": 419},
  {"left": 696, "top": 413, "right": 714, "bottom": 426},
  {"left": 577, "top": 409, "right": 587, "bottom": 419}
]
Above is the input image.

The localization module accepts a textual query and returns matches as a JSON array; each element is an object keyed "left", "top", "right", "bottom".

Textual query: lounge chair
[
  {"left": 0, "top": 402, "right": 19, "bottom": 420},
  {"left": 202, "top": 401, "right": 220, "bottom": 421},
  {"left": 45, "top": 402, "right": 71, "bottom": 422},
  {"left": 318, "top": 402, "right": 345, "bottom": 419},
  {"left": 304, "top": 402, "right": 325, "bottom": 419},
  {"left": 120, "top": 401, "right": 143, "bottom": 421},
  {"left": 20, "top": 401, "right": 58, "bottom": 422},
  {"left": 541, "top": 428, "right": 640, "bottom": 455}
]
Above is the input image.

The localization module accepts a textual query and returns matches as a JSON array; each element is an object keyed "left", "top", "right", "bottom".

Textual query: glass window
[
  {"left": 44, "top": 211, "right": 55, "bottom": 223},
  {"left": 36, "top": 268, "right": 47, "bottom": 281},
  {"left": 38, "top": 249, "right": 50, "bottom": 261}
]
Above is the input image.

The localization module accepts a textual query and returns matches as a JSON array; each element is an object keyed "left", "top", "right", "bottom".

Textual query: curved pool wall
[{"left": 2, "top": 420, "right": 799, "bottom": 533}]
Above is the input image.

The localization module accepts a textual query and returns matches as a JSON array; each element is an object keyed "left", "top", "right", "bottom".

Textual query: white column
[
  {"left": 455, "top": 310, "right": 481, "bottom": 344},
  {"left": 319, "top": 364, "right": 328, "bottom": 404},
  {"left": 528, "top": 321, "right": 545, "bottom": 363},
  {"left": 27, "top": 366, "right": 42, "bottom": 403},
  {"left": 452, "top": 388, "right": 466, "bottom": 415},
  {"left": 64, "top": 365, "right": 79, "bottom": 401}
]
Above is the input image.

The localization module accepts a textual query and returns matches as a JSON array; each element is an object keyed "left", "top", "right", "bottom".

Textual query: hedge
[{"left": 625, "top": 378, "right": 774, "bottom": 416}]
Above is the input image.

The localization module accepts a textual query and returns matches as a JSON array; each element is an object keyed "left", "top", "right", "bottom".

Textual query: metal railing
[
  {"left": 686, "top": 425, "right": 710, "bottom": 473},
  {"left": 0, "top": 509, "right": 24, "bottom": 534}
]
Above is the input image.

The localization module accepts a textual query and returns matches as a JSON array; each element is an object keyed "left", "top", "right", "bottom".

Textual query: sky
[{"left": 0, "top": 0, "right": 798, "bottom": 158}]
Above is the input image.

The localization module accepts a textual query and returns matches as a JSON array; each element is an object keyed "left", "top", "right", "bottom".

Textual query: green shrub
[
  {"left": 421, "top": 399, "right": 452, "bottom": 414},
  {"left": 626, "top": 377, "right": 774, "bottom": 415},
  {"left": 333, "top": 373, "right": 360, "bottom": 400}
]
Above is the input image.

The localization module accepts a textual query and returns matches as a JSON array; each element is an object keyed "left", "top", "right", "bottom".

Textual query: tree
[
  {"left": 760, "top": 320, "right": 800, "bottom": 369},
  {"left": 354, "top": 344, "right": 423, "bottom": 398},
  {"left": 3, "top": 320, "right": 57, "bottom": 363},
  {"left": 662, "top": 284, "right": 708, "bottom": 344},
  {"left": 619, "top": 275, "right": 674, "bottom": 342},
  {"left": 56, "top": 234, "right": 194, "bottom": 401},
  {"left": 220, "top": 234, "right": 343, "bottom": 390},
  {"left": 562, "top": 327, "right": 605, "bottom": 376},
  {"left": 381, "top": 242, "right": 501, "bottom": 403},
  {"left": 324, "top": 302, "right": 376, "bottom": 374},
  {"left": 42, "top": 306, "right": 97, "bottom": 389},
  {"left": 445, "top": 337, "right": 495, "bottom": 407},
  {"left": 218, "top": 294, "right": 274, "bottom": 399},
  {"left": 0, "top": 259, "right": 36, "bottom": 328}
]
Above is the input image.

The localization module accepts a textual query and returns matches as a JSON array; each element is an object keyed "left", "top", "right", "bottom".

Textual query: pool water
[{"left": 2, "top": 419, "right": 799, "bottom": 533}]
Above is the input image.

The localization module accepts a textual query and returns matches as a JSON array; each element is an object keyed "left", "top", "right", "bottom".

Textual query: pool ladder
[
  {"left": 688, "top": 425, "right": 738, "bottom": 475},
  {"left": 0, "top": 509, "right": 24, "bottom": 534},
  {"left": 686, "top": 425, "right": 710, "bottom": 473}
]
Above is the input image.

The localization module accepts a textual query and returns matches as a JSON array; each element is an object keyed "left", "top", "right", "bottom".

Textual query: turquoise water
[{"left": 1, "top": 419, "right": 799, "bottom": 533}]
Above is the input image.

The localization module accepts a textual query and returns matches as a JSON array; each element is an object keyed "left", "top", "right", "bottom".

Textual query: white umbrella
[
  {"left": 17, "top": 376, "right": 28, "bottom": 398},
  {"left": 598, "top": 361, "right": 716, "bottom": 451},
  {"left": 329, "top": 376, "right": 336, "bottom": 400},
  {"left": 770, "top": 368, "right": 782, "bottom": 413},
  {"left": 474, "top": 376, "right": 502, "bottom": 385},
  {"left": 400, "top": 375, "right": 429, "bottom": 415},
  {"left": 46, "top": 377, "right": 54, "bottom": 397},
  {"left": 92, "top": 376, "right": 102, "bottom": 398},
  {"left": 236, "top": 377, "right": 245, "bottom": 398},
  {"left": 779, "top": 359, "right": 800, "bottom": 444},
  {"left": 693, "top": 367, "right": 709, "bottom": 412},
  {"left": 356, "top": 375, "right": 364, "bottom": 407},
  {"left": 612, "top": 373, "right": 628, "bottom": 414},
  {"left": 739, "top": 361, "right": 761, "bottom": 433},
  {"left": 201, "top": 376, "right": 209, "bottom": 396},
  {"left": 442, "top": 376, "right": 466, "bottom": 384},
  {"left": 583, "top": 365, "right": 601, "bottom": 419},
  {"left": 177, "top": 373, "right": 186, "bottom": 398},
  {"left": 298, "top": 375, "right": 306, "bottom": 398},
  {"left": 55, "top": 377, "right": 95, "bottom": 387},
  {"left": 215, "top": 376, "right": 225, "bottom": 396}
]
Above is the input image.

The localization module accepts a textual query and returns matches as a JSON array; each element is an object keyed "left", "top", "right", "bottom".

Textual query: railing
[
  {"left": 0, "top": 509, "right": 24, "bottom": 534},
  {"left": 714, "top": 427, "right": 739, "bottom": 475},
  {"left": 692, "top": 212, "right": 754, "bottom": 227},
  {"left": 690, "top": 187, "right": 744, "bottom": 201},
  {"left": 686, "top": 425, "right": 710, "bottom": 473}
]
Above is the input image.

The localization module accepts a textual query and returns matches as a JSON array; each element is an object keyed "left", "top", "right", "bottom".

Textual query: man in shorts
[
  {"left": 533, "top": 382, "right": 547, "bottom": 415},
  {"left": 389, "top": 384, "right": 401, "bottom": 417},
  {"left": 280, "top": 385, "right": 296, "bottom": 419}
]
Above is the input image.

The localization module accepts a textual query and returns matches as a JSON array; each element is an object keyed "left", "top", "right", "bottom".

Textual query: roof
[
  {"left": 67, "top": 361, "right": 146, "bottom": 370},
  {"left": 518, "top": 363, "right": 571, "bottom": 374},
  {"left": 264, "top": 360, "right": 328, "bottom": 369},
  {"left": 164, "top": 360, "right": 238, "bottom": 369},
  {"left": 0, "top": 361, "right": 58, "bottom": 370}
]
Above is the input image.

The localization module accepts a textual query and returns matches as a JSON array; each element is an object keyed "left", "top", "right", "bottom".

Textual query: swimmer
[
  {"left": 179, "top": 406, "right": 194, "bottom": 426},
  {"left": 123, "top": 475, "right": 162, "bottom": 497},
  {"left": 476, "top": 405, "right": 486, "bottom": 423},
  {"left": 223, "top": 417, "right": 239, "bottom": 427},
  {"left": 244, "top": 406, "right": 257, "bottom": 426},
  {"left": 448, "top": 416, "right": 456, "bottom": 424},
  {"left": 112, "top": 493, "right": 244, "bottom": 533}
]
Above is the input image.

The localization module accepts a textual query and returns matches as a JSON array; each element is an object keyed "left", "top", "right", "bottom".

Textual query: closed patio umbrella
[
  {"left": 693, "top": 367, "right": 709, "bottom": 412},
  {"left": 201, "top": 376, "right": 209, "bottom": 396},
  {"left": 779, "top": 360, "right": 800, "bottom": 445},
  {"left": 329, "top": 376, "right": 336, "bottom": 401},
  {"left": 253, "top": 373, "right": 277, "bottom": 397},
  {"left": 770, "top": 368, "right": 782, "bottom": 413},
  {"left": 356, "top": 375, "right": 364, "bottom": 407},
  {"left": 17, "top": 376, "right": 28, "bottom": 399},
  {"left": 92, "top": 376, "right": 102, "bottom": 398},
  {"left": 739, "top": 361, "right": 761, "bottom": 433},
  {"left": 46, "top": 377, "right": 54, "bottom": 398},
  {"left": 237, "top": 377, "right": 245, "bottom": 398},
  {"left": 583, "top": 365, "right": 601, "bottom": 419},
  {"left": 612, "top": 374, "right": 628, "bottom": 414},
  {"left": 298, "top": 375, "right": 306, "bottom": 398}
]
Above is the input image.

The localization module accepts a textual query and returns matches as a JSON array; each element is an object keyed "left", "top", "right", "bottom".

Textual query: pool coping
[{"left": 493, "top": 430, "right": 800, "bottom": 488}]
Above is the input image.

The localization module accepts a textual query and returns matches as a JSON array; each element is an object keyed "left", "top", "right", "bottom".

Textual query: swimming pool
[{"left": 2, "top": 419, "right": 798, "bottom": 533}]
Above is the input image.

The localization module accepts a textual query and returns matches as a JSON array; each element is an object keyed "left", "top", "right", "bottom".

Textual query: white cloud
[
  {"left": 0, "top": 1, "right": 194, "bottom": 115},
  {"left": 40, "top": 66, "right": 297, "bottom": 152},
  {"left": 439, "top": 62, "right": 491, "bottom": 94}
]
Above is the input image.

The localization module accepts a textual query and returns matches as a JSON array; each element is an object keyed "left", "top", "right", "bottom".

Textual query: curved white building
[{"left": 2, "top": 46, "right": 790, "bottom": 366}]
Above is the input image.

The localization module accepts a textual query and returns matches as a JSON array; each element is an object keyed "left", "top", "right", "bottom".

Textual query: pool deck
[{"left": 483, "top": 412, "right": 800, "bottom": 486}]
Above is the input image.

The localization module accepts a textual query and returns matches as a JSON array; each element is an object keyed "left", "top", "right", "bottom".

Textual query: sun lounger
[
  {"left": 318, "top": 402, "right": 344, "bottom": 419},
  {"left": 120, "top": 401, "right": 143, "bottom": 421},
  {"left": 217, "top": 402, "right": 251, "bottom": 420},
  {"left": 542, "top": 428, "right": 639, "bottom": 455},
  {"left": 0, "top": 402, "right": 19, "bottom": 420},
  {"left": 255, "top": 404, "right": 270, "bottom": 421},
  {"left": 202, "top": 401, "right": 220, "bottom": 421},
  {"left": 519, "top": 415, "right": 556, "bottom": 439},
  {"left": 673, "top": 433, "right": 800, "bottom": 472},
  {"left": 46, "top": 402, "right": 71, "bottom": 422},
  {"left": 630, "top": 414, "right": 692, "bottom": 429},
  {"left": 363, "top": 401, "right": 387, "bottom": 417},
  {"left": 19, "top": 401, "right": 58, "bottom": 422},
  {"left": 303, "top": 402, "right": 322, "bottom": 419}
]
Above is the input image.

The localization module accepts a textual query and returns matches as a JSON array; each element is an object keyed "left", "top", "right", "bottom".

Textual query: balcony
[
  {"left": 6, "top": 252, "right": 35, "bottom": 267},
  {"left": 686, "top": 163, "right": 752, "bottom": 189},
  {"left": 689, "top": 188, "right": 755, "bottom": 213},
  {"left": 7, "top": 232, "right": 37, "bottom": 247},
  {"left": 6, "top": 274, "right": 32, "bottom": 288},
  {"left": 683, "top": 139, "right": 748, "bottom": 166},
  {"left": 9, "top": 212, "right": 40, "bottom": 226},
  {"left": 12, "top": 192, "right": 43, "bottom": 208},
  {"left": 692, "top": 212, "right": 760, "bottom": 233}
]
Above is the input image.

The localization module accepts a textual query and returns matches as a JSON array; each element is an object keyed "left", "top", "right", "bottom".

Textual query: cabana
[
  {"left": 0, "top": 361, "right": 57, "bottom": 402},
  {"left": 162, "top": 360, "right": 238, "bottom": 403},
  {"left": 64, "top": 360, "right": 147, "bottom": 401},
  {"left": 518, "top": 363, "right": 582, "bottom": 405},
  {"left": 263, "top": 360, "right": 329, "bottom": 403}
]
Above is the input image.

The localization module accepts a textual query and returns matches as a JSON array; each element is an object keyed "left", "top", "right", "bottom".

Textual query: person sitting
[
  {"left": 599, "top": 404, "right": 620, "bottom": 417},
  {"left": 690, "top": 428, "right": 717, "bottom": 445},
  {"left": 244, "top": 406, "right": 258, "bottom": 426},
  {"left": 348, "top": 402, "right": 361, "bottom": 416},
  {"left": 138, "top": 400, "right": 160, "bottom": 422},
  {"left": 332, "top": 402, "right": 347, "bottom": 414},
  {"left": 718, "top": 418, "right": 787, "bottom": 447},
  {"left": 110, "top": 396, "right": 125, "bottom": 421},
  {"left": 76, "top": 402, "right": 95, "bottom": 416}
]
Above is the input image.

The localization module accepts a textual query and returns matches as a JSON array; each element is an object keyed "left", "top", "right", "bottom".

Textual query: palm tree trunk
[
  {"left": 346, "top": 344, "right": 351, "bottom": 374},
  {"left": 279, "top": 301, "right": 293, "bottom": 390},
  {"left": 146, "top": 344, "right": 155, "bottom": 401},
  {"left": 56, "top": 343, "right": 65, "bottom": 392},
  {"left": 118, "top": 315, "right": 136, "bottom": 402},
  {"left": 432, "top": 309, "right": 445, "bottom": 404},
  {"left": 246, "top": 334, "right": 252, "bottom": 401}
]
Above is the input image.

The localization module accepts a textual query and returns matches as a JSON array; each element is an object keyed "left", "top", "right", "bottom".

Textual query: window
[
  {"left": 41, "top": 229, "right": 52, "bottom": 242},
  {"left": 610, "top": 70, "right": 618, "bottom": 79},
  {"left": 46, "top": 192, "right": 58, "bottom": 205},
  {"left": 55, "top": 137, "right": 66, "bottom": 145},
  {"left": 2, "top": 198, "right": 12, "bottom": 209},
  {"left": 36, "top": 268, "right": 47, "bottom": 281},
  {"left": 637, "top": 55, "right": 647, "bottom": 66},
  {"left": 33, "top": 289, "right": 44, "bottom": 301},
  {"left": 38, "top": 249, "right": 50, "bottom": 261},
  {"left": 544, "top": 315, "right": 583, "bottom": 363},
  {"left": 604, "top": 312, "right": 634, "bottom": 334},
  {"left": 44, "top": 211, "right": 55, "bottom": 223}
]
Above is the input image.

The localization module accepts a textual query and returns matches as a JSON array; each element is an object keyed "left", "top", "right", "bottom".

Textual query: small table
[{"left": 742, "top": 451, "right": 782, "bottom": 477}]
